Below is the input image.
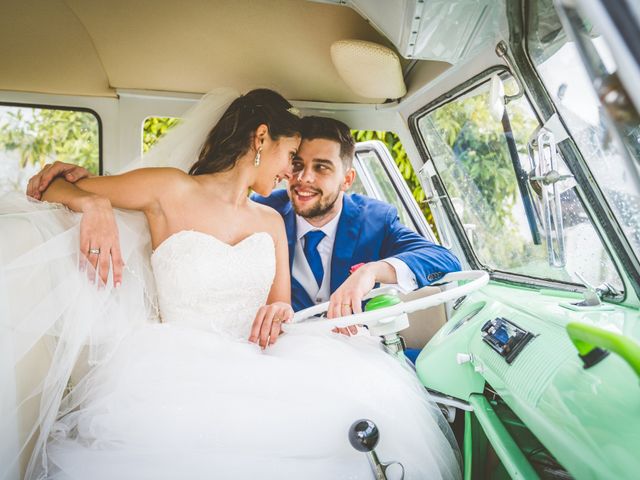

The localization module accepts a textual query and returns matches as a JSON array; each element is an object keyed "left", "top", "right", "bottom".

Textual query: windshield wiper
[{"left": 500, "top": 109, "right": 542, "bottom": 245}]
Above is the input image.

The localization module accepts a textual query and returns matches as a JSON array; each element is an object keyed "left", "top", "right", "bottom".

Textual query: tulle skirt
[
  {"left": 0, "top": 193, "right": 460, "bottom": 479},
  {"left": 47, "top": 324, "right": 461, "bottom": 479}
]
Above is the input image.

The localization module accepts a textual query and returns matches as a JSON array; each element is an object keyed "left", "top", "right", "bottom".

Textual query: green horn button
[{"left": 365, "top": 294, "right": 402, "bottom": 311}]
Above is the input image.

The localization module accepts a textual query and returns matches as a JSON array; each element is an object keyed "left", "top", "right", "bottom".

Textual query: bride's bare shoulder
[
  {"left": 123, "top": 167, "right": 191, "bottom": 184},
  {"left": 251, "top": 201, "right": 284, "bottom": 221},
  {"left": 125, "top": 168, "right": 196, "bottom": 208},
  {"left": 250, "top": 201, "right": 286, "bottom": 235},
  {"left": 137, "top": 167, "right": 190, "bottom": 180},
  {"left": 138, "top": 167, "right": 196, "bottom": 191}
]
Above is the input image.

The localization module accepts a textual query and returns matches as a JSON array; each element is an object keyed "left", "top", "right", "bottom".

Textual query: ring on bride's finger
[{"left": 88, "top": 248, "right": 101, "bottom": 255}]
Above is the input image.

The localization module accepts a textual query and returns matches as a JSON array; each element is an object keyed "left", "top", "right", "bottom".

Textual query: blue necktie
[{"left": 303, "top": 230, "right": 326, "bottom": 288}]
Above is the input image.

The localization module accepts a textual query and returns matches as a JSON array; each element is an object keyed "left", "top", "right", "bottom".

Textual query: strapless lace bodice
[{"left": 150, "top": 230, "right": 275, "bottom": 338}]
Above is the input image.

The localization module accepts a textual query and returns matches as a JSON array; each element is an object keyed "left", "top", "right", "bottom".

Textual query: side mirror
[{"left": 488, "top": 74, "right": 505, "bottom": 122}]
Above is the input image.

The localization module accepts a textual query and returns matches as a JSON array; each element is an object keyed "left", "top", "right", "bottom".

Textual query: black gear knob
[{"left": 348, "top": 419, "right": 380, "bottom": 453}]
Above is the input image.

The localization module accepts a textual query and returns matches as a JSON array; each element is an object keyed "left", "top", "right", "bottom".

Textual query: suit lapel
[{"left": 330, "top": 195, "right": 362, "bottom": 293}]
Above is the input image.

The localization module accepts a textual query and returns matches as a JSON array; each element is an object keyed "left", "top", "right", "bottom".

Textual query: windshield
[
  {"left": 417, "top": 74, "right": 623, "bottom": 291},
  {"left": 528, "top": 0, "right": 640, "bottom": 265}
]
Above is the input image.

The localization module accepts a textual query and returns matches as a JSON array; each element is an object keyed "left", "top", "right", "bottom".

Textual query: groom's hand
[
  {"left": 27, "top": 161, "right": 91, "bottom": 200},
  {"left": 249, "top": 302, "right": 293, "bottom": 349},
  {"left": 327, "top": 264, "right": 376, "bottom": 336},
  {"left": 328, "top": 261, "right": 398, "bottom": 336}
]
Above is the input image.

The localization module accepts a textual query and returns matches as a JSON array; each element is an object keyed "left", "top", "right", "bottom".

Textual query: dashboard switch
[{"left": 456, "top": 353, "right": 474, "bottom": 364}]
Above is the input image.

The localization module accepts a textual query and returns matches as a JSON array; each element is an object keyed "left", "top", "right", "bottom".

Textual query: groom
[{"left": 251, "top": 116, "right": 460, "bottom": 326}]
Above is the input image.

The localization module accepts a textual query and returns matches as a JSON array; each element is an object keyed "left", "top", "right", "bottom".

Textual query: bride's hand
[
  {"left": 26, "top": 160, "right": 91, "bottom": 200},
  {"left": 249, "top": 302, "right": 293, "bottom": 349},
  {"left": 79, "top": 196, "right": 124, "bottom": 288}
]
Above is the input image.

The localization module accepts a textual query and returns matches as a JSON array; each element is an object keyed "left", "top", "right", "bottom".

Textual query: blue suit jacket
[{"left": 252, "top": 190, "right": 461, "bottom": 311}]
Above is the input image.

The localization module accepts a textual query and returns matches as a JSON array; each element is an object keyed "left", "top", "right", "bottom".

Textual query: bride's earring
[{"left": 254, "top": 146, "right": 262, "bottom": 167}]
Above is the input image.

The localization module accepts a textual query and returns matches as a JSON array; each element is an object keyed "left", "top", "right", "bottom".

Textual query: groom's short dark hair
[{"left": 300, "top": 116, "right": 355, "bottom": 169}]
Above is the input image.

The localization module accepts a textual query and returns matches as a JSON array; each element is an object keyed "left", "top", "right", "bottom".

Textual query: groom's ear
[{"left": 341, "top": 167, "right": 356, "bottom": 191}]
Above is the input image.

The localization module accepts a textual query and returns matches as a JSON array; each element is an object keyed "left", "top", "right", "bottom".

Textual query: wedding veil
[{"left": 0, "top": 88, "right": 240, "bottom": 480}]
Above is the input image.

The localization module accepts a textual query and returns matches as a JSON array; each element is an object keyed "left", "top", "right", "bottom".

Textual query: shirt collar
[{"left": 296, "top": 203, "right": 343, "bottom": 242}]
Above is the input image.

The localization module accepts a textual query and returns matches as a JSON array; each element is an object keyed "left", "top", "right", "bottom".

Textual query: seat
[{"left": 398, "top": 285, "right": 447, "bottom": 363}]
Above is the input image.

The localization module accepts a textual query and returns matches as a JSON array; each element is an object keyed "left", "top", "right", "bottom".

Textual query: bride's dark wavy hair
[{"left": 189, "top": 89, "right": 301, "bottom": 175}]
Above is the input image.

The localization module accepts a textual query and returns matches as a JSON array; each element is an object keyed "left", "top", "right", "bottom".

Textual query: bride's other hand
[
  {"left": 79, "top": 196, "right": 124, "bottom": 288},
  {"left": 249, "top": 301, "right": 293, "bottom": 349},
  {"left": 27, "top": 161, "right": 91, "bottom": 200}
]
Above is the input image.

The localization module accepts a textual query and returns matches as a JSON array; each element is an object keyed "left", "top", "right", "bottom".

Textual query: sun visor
[{"left": 330, "top": 40, "right": 407, "bottom": 100}]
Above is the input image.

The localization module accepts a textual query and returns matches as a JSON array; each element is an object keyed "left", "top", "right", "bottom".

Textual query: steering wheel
[{"left": 282, "top": 271, "right": 489, "bottom": 336}]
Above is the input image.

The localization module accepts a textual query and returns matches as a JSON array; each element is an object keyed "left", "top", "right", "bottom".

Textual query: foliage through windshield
[{"left": 418, "top": 74, "right": 623, "bottom": 291}]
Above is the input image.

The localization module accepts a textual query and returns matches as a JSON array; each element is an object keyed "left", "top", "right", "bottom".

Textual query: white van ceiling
[
  {"left": 1, "top": 0, "right": 428, "bottom": 102},
  {"left": 312, "top": 0, "right": 508, "bottom": 64}
]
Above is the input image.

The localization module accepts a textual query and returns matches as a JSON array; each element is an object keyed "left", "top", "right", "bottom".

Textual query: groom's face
[{"left": 288, "top": 138, "right": 354, "bottom": 222}]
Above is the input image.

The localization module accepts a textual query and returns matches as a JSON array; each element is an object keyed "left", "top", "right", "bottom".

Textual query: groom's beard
[{"left": 293, "top": 188, "right": 341, "bottom": 221}]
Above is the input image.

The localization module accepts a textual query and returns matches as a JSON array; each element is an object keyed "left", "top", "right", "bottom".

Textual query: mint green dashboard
[{"left": 417, "top": 281, "right": 640, "bottom": 479}]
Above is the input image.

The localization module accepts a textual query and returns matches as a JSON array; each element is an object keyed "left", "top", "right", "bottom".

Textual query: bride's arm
[
  {"left": 41, "top": 167, "right": 181, "bottom": 212},
  {"left": 41, "top": 168, "right": 184, "bottom": 287},
  {"left": 249, "top": 210, "right": 292, "bottom": 349},
  {"left": 266, "top": 218, "right": 292, "bottom": 305}
]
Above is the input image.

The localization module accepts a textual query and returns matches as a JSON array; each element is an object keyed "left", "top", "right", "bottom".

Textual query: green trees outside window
[
  {"left": 143, "top": 117, "right": 180, "bottom": 153},
  {"left": 0, "top": 106, "right": 99, "bottom": 193}
]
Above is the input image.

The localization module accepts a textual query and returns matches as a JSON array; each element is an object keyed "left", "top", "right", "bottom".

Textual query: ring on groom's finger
[
  {"left": 88, "top": 248, "right": 101, "bottom": 255},
  {"left": 342, "top": 303, "right": 351, "bottom": 307}
]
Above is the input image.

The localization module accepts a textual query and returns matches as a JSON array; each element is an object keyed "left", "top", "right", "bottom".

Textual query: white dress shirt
[{"left": 293, "top": 207, "right": 417, "bottom": 304}]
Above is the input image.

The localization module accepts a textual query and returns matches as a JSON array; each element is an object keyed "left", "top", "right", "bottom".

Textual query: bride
[{"left": 0, "top": 88, "right": 461, "bottom": 479}]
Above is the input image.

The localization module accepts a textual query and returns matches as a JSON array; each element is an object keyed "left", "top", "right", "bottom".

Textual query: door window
[
  {"left": 0, "top": 105, "right": 100, "bottom": 194},
  {"left": 354, "top": 140, "right": 435, "bottom": 239},
  {"left": 355, "top": 148, "right": 417, "bottom": 231},
  {"left": 143, "top": 116, "right": 180, "bottom": 153}
]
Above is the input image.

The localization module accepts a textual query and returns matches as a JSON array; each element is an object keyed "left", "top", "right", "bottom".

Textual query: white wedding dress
[
  {"left": 0, "top": 189, "right": 460, "bottom": 479},
  {"left": 40, "top": 229, "right": 460, "bottom": 479}
]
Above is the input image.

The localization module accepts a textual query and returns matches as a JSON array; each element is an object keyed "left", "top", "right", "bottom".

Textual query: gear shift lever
[{"left": 348, "top": 419, "right": 404, "bottom": 480}]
